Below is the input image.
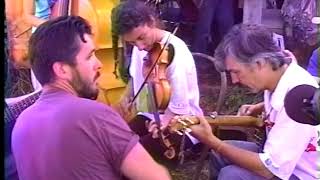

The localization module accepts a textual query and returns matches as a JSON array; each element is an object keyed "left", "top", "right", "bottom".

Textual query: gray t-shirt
[{"left": 12, "top": 88, "right": 139, "bottom": 180}]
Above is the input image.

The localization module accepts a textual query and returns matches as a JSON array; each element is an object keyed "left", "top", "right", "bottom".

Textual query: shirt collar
[
  {"left": 266, "top": 63, "right": 295, "bottom": 111},
  {"left": 160, "top": 31, "right": 171, "bottom": 45}
]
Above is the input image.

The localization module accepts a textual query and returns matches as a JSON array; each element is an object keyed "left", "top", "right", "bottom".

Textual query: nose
[
  {"left": 231, "top": 73, "right": 239, "bottom": 84},
  {"left": 94, "top": 56, "right": 103, "bottom": 70},
  {"left": 136, "top": 41, "right": 145, "bottom": 51}
]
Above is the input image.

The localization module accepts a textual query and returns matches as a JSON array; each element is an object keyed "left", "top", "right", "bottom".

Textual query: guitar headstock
[{"left": 168, "top": 115, "right": 200, "bottom": 135}]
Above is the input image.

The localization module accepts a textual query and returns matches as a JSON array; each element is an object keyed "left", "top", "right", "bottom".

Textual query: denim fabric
[
  {"left": 208, "top": 140, "right": 300, "bottom": 180},
  {"left": 191, "top": 0, "right": 235, "bottom": 54}
]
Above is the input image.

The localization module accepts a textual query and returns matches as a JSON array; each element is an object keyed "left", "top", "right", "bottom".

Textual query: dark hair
[
  {"left": 214, "top": 24, "right": 289, "bottom": 71},
  {"left": 112, "top": 0, "right": 157, "bottom": 35},
  {"left": 29, "top": 16, "right": 92, "bottom": 85}
]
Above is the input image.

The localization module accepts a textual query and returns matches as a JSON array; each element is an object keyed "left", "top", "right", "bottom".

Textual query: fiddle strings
[{"left": 131, "top": 25, "right": 179, "bottom": 104}]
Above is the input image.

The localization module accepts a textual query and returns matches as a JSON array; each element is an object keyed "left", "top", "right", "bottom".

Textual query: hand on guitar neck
[
  {"left": 237, "top": 102, "right": 264, "bottom": 117},
  {"left": 167, "top": 113, "right": 264, "bottom": 135}
]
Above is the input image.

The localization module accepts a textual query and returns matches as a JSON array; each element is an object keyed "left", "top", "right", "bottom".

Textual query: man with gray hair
[{"left": 179, "top": 24, "right": 319, "bottom": 179}]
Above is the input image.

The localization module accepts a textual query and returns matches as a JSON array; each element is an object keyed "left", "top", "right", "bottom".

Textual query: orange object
[
  {"left": 5, "top": 0, "right": 32, "bottom": 68},
  {"left": 145, "top": 42, "right": 174, "bottom": 112},
  {"left": 5, "top": 0, "right": 126, "bottom": 105},
  {"left": 70, "top": 0, "right": 127, "bottom": 105}
]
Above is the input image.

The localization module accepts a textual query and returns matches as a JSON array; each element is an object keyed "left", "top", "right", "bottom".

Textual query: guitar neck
[
  {"left": 204, "top": 115, "right": 264, "bottom": 128},
  {"left": 168, "top": 115, "right": 264, "bottom": 134}
]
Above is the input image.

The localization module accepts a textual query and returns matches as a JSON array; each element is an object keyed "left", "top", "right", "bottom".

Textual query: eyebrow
[
  {"left": 226, "top": 69, "right": 239, "bottom": 73},
  {"left": 86, "top": 49, "right": 96, "bottom": 59}
]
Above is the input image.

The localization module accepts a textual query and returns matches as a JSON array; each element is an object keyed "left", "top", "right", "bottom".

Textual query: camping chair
[{"left": 5, "top": 90, "right": 41, "bottom": 180}]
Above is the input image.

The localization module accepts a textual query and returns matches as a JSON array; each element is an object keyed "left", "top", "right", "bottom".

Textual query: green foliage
[
  {"left": 111, "top": 5, "right": 130, "bottom": 84},
  {"left": 222, "top": 86, "right": 263, "bottom": 114}
]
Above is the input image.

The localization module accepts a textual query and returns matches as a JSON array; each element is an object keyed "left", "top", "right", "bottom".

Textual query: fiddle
[
  {"left": 129, "top": 31, "right": 177, "bottom": 159},
  {"left": 144, "top": 41, "right": 176, "bottom": 159},
  {"left": 143, "top": 42, "right": 174, "bottom": 112},
  {"left": 144, "top": 42, "right": 175, "bottom": 159}
]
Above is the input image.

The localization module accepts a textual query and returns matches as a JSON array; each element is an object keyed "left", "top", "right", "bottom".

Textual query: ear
[
  {"left": 254, "top": 58, "right": 266, "bottom": 70},
  {"left": 52, "top": 62, "right": 72, "bottom": 80},
  {"left": 149, "top": 16, "right": 156, "bottom": 27}
]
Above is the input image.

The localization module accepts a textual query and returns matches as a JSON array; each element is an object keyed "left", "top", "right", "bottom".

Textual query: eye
[
  {"left": 87, "top": 50, "right": 96, "bottom": 60},
  {"left": 129, "top": 42, "right": 135, "bottom": 46},
  {"left": 137, "top": 34, "right": 145, "bottom": 41},
  {"left": 230, "top": 70, "right": 240, "bottom": 76}
]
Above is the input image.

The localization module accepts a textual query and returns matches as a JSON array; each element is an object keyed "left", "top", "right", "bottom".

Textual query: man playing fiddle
[{"left": 112, "top": 0, "right": 203, "bottom": 165}]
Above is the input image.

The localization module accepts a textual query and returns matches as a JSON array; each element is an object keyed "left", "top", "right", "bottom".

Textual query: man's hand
[
  {"left": 188, "top": 116, "right": 216, "bottom": 145},
  {"left": 112, "top": 79, "right": 137, "bottom": 122},
  {"left": 112, "top": 97, "right": 137, "bottom": 122},
  {"left": 169, "top": 115, "right": 216, "bottom": 146},
  {"left": 237, "top": 102, "right": 264, "bottom": 117},
  {"left": 146, "top": 121, "right": 161, "bottom": 138},
  {"left": 146, "top": 112, "right": 174, "bottom": 139}
]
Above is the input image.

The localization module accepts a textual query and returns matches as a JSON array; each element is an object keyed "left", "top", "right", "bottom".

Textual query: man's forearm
[{"left": 208, "top": 137, "right": 274, "bottom": 178}]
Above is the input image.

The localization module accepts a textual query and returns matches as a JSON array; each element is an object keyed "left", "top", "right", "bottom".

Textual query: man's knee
[{"left": 208, "top": 149, "right": 229, "bottom": 179}]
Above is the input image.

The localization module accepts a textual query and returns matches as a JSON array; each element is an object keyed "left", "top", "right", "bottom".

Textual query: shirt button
[{"left": 265, "top": 158, "right": 272, "bottom": 166}]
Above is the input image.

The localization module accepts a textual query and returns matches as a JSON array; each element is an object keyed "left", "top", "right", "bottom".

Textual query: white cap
[{"left": 311, "top": 17, "right": 320, "bottom": 24}]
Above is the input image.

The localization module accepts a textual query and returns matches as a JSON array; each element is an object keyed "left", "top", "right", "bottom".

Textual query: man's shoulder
[
  {"left": 69, "top": 97, "right": 116, "bottom": 115},
  {"left": 170, "top": 34, "right": 189, "bottom": 48},
  {"left": 282, "top": 63, "right": 318, "bottom": 88}
]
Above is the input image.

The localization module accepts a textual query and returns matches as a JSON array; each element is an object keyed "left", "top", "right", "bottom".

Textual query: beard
[{"left": 69, "top": 69, "right": 99, "bottom": 100}]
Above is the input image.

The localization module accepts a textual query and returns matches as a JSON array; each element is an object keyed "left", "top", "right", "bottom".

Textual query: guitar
[{"left": 168, "top": 114, "right": 264, "bottom": 135}]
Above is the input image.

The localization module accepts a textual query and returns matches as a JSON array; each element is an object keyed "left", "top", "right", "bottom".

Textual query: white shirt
[
  {"left": 259, "top": 62, "right": 320, "bottom": 180},
  {"left": 129, "top": 31, "right": 203, "bottom": 144}
]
